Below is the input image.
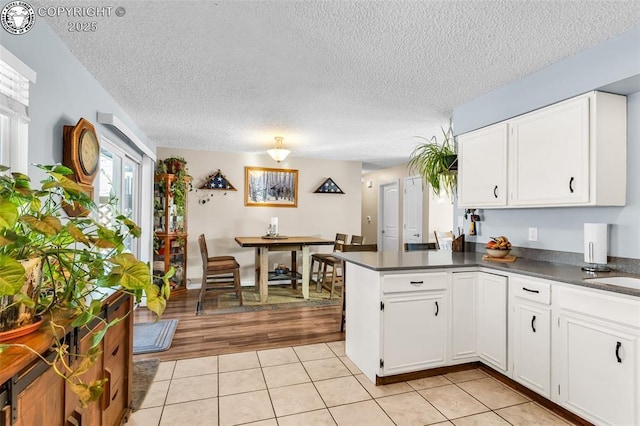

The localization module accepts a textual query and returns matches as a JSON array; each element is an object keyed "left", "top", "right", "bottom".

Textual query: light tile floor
[{"left": 129, "top": 341, "right": 573, "bottom": 426}]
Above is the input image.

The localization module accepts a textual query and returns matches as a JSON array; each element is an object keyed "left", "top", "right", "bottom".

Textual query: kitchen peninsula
[{"left": 335, "top": 250, "right": 640, "bottom": 426}]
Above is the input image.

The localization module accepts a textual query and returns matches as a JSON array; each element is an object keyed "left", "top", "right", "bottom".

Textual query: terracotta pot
[{"left": 165, "top": 160, "right": 186, "bottom": 175}]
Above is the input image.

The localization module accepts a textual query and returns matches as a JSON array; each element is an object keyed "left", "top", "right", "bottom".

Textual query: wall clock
[{"left": 63, "top": 117, "right": 100, "bottom": 186}]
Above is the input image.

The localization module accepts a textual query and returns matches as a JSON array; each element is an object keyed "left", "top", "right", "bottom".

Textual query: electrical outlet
[{"left": 528, "top": 227, "right": 538, "bottom": 241}]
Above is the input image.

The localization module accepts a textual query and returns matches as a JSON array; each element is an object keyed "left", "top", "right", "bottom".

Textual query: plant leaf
[
  {"left": 108, "top": 254, "right": 151, "bottom": 290},
  {"left": 0, "top": 255, "right": 26, "bottom": 296},
  {"left": 21, "top": 215, "right": 62, "bottom": 236},
  {"left": 0, "top": 199, "right": 18, "bottom": 230}
]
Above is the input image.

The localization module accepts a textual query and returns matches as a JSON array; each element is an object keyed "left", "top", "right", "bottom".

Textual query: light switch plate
[
  {"left": 528, "top": 227, "right": 538, "bottom": 241},
  {"left": 458, "top": 216, "right": 464, "bottom": 227}
]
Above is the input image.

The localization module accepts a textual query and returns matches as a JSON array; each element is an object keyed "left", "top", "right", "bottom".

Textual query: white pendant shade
[{"left": 267, "top": 136, "right": 291, "bottom": 162}]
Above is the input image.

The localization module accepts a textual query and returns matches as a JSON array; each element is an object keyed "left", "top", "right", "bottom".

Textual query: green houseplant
[
  {"left": 408, "top": 125, "right": 457, "bottom": 197},
  {"left": 0, "top": 164, "right": 171, "bottom": 405}
]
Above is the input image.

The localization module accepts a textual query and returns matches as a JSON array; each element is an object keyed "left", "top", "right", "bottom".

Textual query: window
[
  {"left": 96, "top": 137, "right": 142, "bottom": 256},
  {"left": 0, "top": 45, "right": 36, "bottom": 172}
]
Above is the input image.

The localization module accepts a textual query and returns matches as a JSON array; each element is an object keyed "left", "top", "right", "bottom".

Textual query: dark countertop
[{"left": 333, "top": 251, "right": 640, "bottom": 298}]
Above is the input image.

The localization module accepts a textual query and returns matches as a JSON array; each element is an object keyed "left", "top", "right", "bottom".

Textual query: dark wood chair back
[
  {"left": 349, "top": 235, "right": 364, "bottom": 245},
  {"left": 341, "top": 243, "right": 377, "bottom": 252},
  {"left": 404, "top": 242, "right": 437, "bottom": 251},
  {"left": 334, "top": 233, "right": 348, "bottom": 251}
]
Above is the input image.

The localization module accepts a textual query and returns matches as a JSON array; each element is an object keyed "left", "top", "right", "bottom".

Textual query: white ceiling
[{"left": 39, "top": 1, "right": 640, "bottom": 170}]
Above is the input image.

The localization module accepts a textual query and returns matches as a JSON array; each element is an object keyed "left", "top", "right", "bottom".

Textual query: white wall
[{"left": 158, "top": 148, "right": 362, "bottom": 285}]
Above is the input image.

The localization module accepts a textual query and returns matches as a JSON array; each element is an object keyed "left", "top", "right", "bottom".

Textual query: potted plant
[
  {"left": 408, "top": 125, "right": 457, "bottom": 197},
  {"left": 0, "top": 164, "right": 171, "bottom": 405},
  {"left": 163, "top": 156, "right": 187, "bottom": 175}
]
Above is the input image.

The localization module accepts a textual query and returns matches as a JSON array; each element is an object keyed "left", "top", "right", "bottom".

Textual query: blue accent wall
[
  {"left": 1, "top": 20, "right": 155, "bottom": 177},
  {"left": 453, "top": 27, "right": 640, "bottom": 259}
]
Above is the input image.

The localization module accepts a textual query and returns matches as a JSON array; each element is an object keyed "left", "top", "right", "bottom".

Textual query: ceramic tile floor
[{"left": 129, "top": 341, "right": 574, "bottom": 426}]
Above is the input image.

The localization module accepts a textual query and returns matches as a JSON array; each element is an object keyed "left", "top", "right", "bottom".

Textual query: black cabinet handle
[
  {"left": 569, "top": 177, "right": 575, "bottom": 193},
  {"left": 616, "top": 341, "right": 622, "bottom": 363},
  {"left": 493, "top": 185, "right": 498, "bottom": 198},
  {"left": 435, "top": 301, "right": 439, "bottom": 316},
  {"left": 523, "top": 287, "right": 539, "bottom": 294},
  {"left": 531, "top": 315, "right": 536, "bottom": 333},
  {"left": 410, "top": 281, "right": 424, "bottom": 286}
]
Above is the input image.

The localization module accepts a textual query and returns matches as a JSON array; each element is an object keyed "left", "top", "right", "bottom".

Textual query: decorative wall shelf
[{"left": 314, "top": 177, "right": 344, "bottom": 194}]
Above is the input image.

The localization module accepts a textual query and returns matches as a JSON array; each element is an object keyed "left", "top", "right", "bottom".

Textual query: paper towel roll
[{"left": 584, "top": 223, "right": 608, "bottom": 264}]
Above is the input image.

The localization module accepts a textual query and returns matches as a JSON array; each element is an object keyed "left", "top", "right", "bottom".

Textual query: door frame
[
  {"left": 378, "top": 179, "right": 400, "bottom": 252},
  {"left": 403, "top": 175, "right": 424, "bottom": 244}
]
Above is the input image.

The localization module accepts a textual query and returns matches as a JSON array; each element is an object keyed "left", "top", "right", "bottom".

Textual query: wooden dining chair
[
  {"left": 404, "top": 242, "right": 438, "bottom": 251},
  {"left": 349, "top": 235, "right": 364, "bottom": 245},
  {"left": 311, "top": 233, "right": 347, "bottom": 289},
  {"left": 338, "top": 243, "right": 378, "bottom": 332},
  {"left": 434, "top": 231, "right": 455, "bottom": 250},
  {"left": 196, "top": 234, "right": 242, "bottom": 314}
]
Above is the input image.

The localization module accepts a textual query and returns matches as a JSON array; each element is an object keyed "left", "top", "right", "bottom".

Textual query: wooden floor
[{"left": 133, "top": 289, "right": 345, "bottom": 362}]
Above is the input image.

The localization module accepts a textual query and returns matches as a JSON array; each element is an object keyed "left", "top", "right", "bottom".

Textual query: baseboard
[{"left": 376, "top": 362, "right": 593, "bottom": 426}]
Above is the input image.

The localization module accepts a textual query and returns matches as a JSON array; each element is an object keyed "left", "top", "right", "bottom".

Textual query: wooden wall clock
[{"left": 63, "top": 118, "right": 100, "bottom": 215}]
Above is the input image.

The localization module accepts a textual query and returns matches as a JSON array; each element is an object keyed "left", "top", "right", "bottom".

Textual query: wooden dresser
[{"left": 0, "top": 292, "right": 133, "bottom": 426}]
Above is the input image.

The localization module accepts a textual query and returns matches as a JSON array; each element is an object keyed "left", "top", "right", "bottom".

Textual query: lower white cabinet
[
  {"left": 451, "top": 272, "right": 477, "bottom": 362},
  {"left": 382, "top": 290, "right": 447, "bottom": 375},
  {"left": 554, "top": 286, "right": 640, "bottom": 426},
  {"left": 477, "top": 272, "right": 508, "bottom": 372},
  {"left": 510, "top": 276, "right": 552, "bottom": 398}
]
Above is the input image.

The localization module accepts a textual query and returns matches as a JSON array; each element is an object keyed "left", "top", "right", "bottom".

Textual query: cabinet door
[
  {"left": 14, "top": 366, "right": 65, "bottom": 426},
  {"left": 509, "top": 96, "right": 589, "bottom": 206},
  {"left": 458, "top": 122, "right": 508, "bottom": 207},
  {"left": 382, "top": 291, "right": 446, "bottom": 376},
  {"left": 451, "top": 272, "right": 477, "bottom": 361},
  {"left": 512, "top": 300, "right": 551, "bottom": 397},
  {"left": 557, "top": 313, "right": 639, "bottom": 426},
  {"left": 477, "top": 272, "right": 508, "bottom": 371}
]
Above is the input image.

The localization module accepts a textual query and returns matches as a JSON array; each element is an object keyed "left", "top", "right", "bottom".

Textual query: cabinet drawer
[
  {"left": 511, "top": 276, "right": 551, "bottom": 304},
  {"left": 102, "top": 376, "right": 127, "bottom": 426},
  {"left": 383, "top": 272, "right": 448, "bottom": 293}
]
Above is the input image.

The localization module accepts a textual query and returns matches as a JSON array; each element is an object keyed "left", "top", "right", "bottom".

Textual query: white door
[
  {"left": 512, "top": 300, "right": 551, "bottom": 397},
  {"left": 509, "top": 96, "right": 590, "bottom": 206},
  {"left": 556, "top": 313, "right": 639, "bottom": 425},
  {"left": 458, "top": 122, "right": 508, "bottom": 207},
  {"left": 477, "top": 272, "right": 508, "bottom": 372},
  {"left": 380, "top": 182, "right": 399, "bottom": 252},
  {"left": 451, "top": 272, "right": 477, "bottom": 361},
  {"left": 403, "top": 176, "right": 423, "bottom": 244},
  {"left": 382, "top": 291, "right": 447, "bottom": 375}
]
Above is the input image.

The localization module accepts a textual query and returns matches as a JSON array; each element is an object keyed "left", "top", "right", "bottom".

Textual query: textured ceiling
[{"left": 38, "top": 1, "right": 640, "bottom": 170}]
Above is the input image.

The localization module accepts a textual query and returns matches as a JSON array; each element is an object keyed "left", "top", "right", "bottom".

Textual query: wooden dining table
[{"left": 234, "top": 236, "right": 334, "bottom": 302}]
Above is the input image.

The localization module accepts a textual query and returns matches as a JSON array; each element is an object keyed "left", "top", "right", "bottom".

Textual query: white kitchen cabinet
[
  {"left": 554, "top": 285, "right": 640, "bottom": 426},
  {"left": 382, "top": 290, "right": 447, "bottom": 375},
  {"left": 457, "top": 91, "right": 626, "bottom": 208},
  {"left": 477, "top": 272, "right": 508, "bottom": 372},
  {"left": 458, "top": 122, "right": 508, "bottom": 207},
  {"left": 451, "top": 272, "right": 477, "bottom": 362},
  {"left": 510, "top": 276, "right": 552, "bottom": 398},
  {"left": 344, "top": 264, "right": 450, "bottom": 383}
]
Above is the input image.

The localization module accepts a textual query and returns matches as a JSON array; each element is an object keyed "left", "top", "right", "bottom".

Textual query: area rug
[
  {"left": 131, "top": 358, "right": 160, "bottom": 412},
  {"left": 133, "top": 319, "right": 179, "bottom": 354},
  {"left": 198, "top": 284, "right": 341, "bottom": 315}
]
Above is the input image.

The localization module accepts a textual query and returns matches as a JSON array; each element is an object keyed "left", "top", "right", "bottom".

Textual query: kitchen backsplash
[{"left": 469, "top": 242, "right": 640, "bottom": 275}]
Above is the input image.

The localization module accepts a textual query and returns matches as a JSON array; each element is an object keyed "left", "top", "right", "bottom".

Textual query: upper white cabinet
[
  {"left": 457, "top": 91, "right": 627, "bottom": 208},
  {"left": 458, "top": 122, "right": 508, "bottom": 207}
]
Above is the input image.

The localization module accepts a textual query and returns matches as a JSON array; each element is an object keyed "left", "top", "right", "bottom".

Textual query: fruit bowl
[{"left": 486, "top": 248, "right": 511, "bottom": 258}]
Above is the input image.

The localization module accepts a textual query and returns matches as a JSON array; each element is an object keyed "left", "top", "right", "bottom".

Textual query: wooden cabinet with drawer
[{"left": 0, "top": 291, "right": 133, "bottom": 426}]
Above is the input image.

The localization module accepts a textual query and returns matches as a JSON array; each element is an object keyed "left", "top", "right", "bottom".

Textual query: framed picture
[{"left": 245, "top": 166, "right": 298, "bottom": 207}]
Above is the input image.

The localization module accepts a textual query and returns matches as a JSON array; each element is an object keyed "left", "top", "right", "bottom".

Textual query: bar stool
[{"left": 311, "top": 233, "right": 347, "bottom": 289}]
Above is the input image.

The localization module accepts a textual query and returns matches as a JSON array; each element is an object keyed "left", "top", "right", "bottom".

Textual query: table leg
[
  {"left": 259, "top": 246, "right": 269, "bottom": 302},
  {"left": 291, "top": 250, "right": 298, "bottom": 289},
  {"left": 254, "top": 248, "right": 260, "bottom": 293},
  {"left": 302, "top": 246, "right": 310, "bottom": 299}
]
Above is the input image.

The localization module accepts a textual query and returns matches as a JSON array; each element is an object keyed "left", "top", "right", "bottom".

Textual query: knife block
[{"left": 452, "top": 234, "right": 465, "bottom": 252}]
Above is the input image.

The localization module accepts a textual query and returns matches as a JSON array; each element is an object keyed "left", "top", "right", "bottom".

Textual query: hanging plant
[{"left": 408, "top": 125, "right": 457, "bottom": 197}]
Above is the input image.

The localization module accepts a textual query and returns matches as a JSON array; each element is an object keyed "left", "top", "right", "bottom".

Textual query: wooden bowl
[{"left": 486, "top": 248, "right": 511, "bottom": 258}]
